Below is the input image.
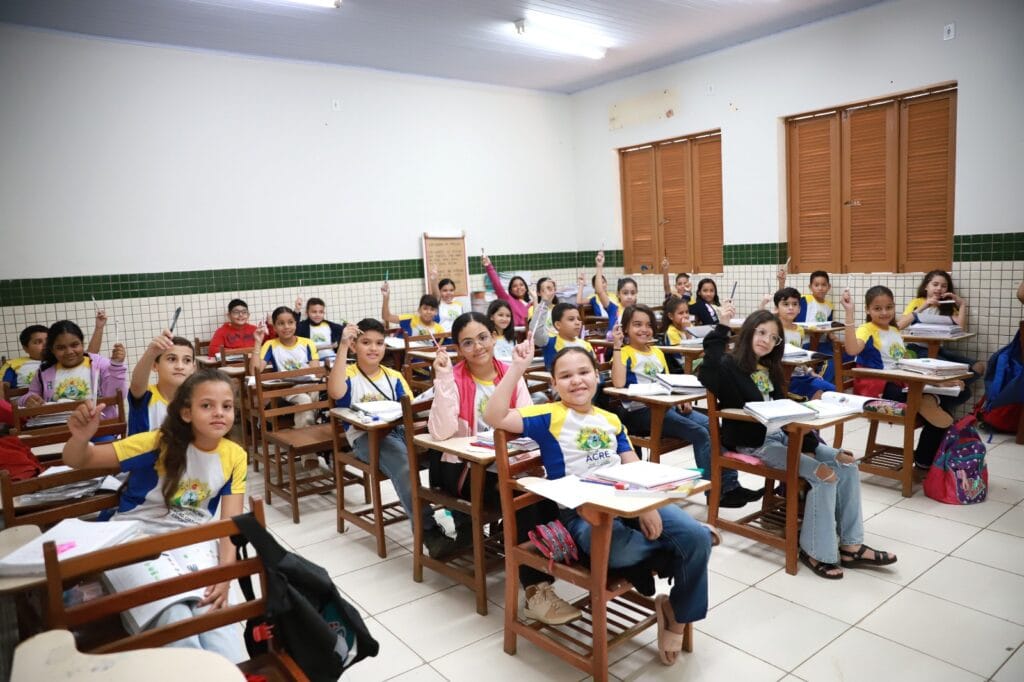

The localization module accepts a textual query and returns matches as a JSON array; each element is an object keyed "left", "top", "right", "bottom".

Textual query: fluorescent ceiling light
[
  {"left": 273, "top": 0, "right": 342, "bottom": 8},
  {"left": 513, "top": 11, "right": 610, "bottom": 60}
]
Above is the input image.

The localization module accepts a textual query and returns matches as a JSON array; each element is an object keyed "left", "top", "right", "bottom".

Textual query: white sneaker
[{"left": 523, "top": 583, "right": 582, "bottom": 625}]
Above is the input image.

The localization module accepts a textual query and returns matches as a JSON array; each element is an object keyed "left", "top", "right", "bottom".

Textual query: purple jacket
[{"left": 21, "top": 353, "right": 127, "bottom": 420}]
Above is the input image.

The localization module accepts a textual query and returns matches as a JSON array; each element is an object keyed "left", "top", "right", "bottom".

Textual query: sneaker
[
  {"left": 523, "top": 583, "right": 582, "bottom": 625},
  {"left": 423, "top": 526, "right": 460, "bottom": 560},
  {"left": 740, "top": 485, "right": 765, "bottom": 502},
  {"left": 918, "top": 394, "right": 953, "bottom": 429}
]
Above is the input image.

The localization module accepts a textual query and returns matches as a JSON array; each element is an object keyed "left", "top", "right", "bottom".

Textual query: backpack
[
  {"left": 977, "top": 328, "right": 1023, "bottom": 433},
  {"left": 0, "top": 435, "right": 43, "bottom": 481},
  {"left": 923, "top": 414, "right": 988, "bottom": 505},
  {"left": 231, "top": 512, "right": 379, "bottom": 680}
]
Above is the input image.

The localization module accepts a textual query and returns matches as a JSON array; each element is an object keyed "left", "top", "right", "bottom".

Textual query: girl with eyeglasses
[
  {"left": 699, "top": 309, "right": 897, "bottom": 579},
  {"left": 427, "top": 312, "right": 580, "bottom": 625}
]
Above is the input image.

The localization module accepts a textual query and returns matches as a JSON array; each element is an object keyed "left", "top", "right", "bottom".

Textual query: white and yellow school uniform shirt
[
  {"left": 0, "top": 357, "right": 40, "bottom": 389},
  {"left": 620, "top": 346, "right": 669, "bottom": 411},
  {"left": 665, "top": 325, "right": 691, "bottom": 346},
  {"left": 334, "top": 364, "right": 411, "bottom": 446},
  {"left": 527, "top": 303, "right": 556, "bottom": 337},
  {"left": 589, "top": 293, "right": 619, "bottom": 319},
  {"left": 855, "top": 321, "right": 907, "bottom": 370},
  {"left": 52, "top": 357, "right": 94, "bottom": 402},
  {"left": 127, "top": 384, "right": 169, "bottom": 436},
  {"left": 797, "top": 294, "right": 833, "bottom": 325},
  {"left": 783, "top": 326, "right": 810, "bottom": 377},
  {"left": 543, "top": 335, "right": 595, "bottom": 371},
  {"left": 472, "top": 376, "right": 497, "bottom": 435},
  {"left": 518, "top": 402, "right": 631, "bottom": 481},
  {"left": 437, "top": 301, "right": 464, "bottom": 332},
  {"left": 102, "top": 431, "right": 247, "bottom": 533},
  {"left": 903, "top": 297, "right": 958, "bottom": 324},
  {"left": 260, "top": 337, "right": 319, "bottom": 372},
  {"left": 307, "top": 322, "right": 333, "bottom": 348},
  {"left": 398, "top": 314, "right": 445, "bottom": 338}
]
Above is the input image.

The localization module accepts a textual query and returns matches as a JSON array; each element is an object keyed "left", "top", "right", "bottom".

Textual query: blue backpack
[{"left": 978, "top": 329, "right": 1023, "bottom": 433}]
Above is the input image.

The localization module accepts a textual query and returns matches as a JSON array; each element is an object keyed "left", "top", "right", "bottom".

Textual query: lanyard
[{"left": 357, "top": 365, "right": 396, "bottom": 402}]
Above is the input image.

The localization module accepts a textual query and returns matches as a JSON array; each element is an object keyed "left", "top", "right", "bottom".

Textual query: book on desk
[
  {"left": 0, "top": 518, "right": 142, "bottom": 576},
  {"left": 896, "top": 357, "right": 970, "bottom": 376},
  {"left": 903, "top": 323, "right": 968, "bottom": 339}
]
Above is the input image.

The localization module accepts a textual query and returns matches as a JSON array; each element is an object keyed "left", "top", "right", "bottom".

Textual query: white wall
[
  {"left": 570, "top": 0, "right": 1024, "bottom": 248},
  {"left": 0, "top": 24, "right": 576, "bottom": 278}
]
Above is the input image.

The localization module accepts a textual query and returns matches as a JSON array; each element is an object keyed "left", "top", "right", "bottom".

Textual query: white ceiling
[{"left": 0, "top": 0, "right": 884, "bottom": 93}]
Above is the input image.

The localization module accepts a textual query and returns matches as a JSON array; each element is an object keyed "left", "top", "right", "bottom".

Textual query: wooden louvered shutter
[
  {"left": 843, "top": 102, "right": 898, "bottom": 272},
  {"left": 788, "top": 115, "right": 840, "bottom": 272},
  {"left": 900, "top": 91, "right": 956, "bottom": 272},
  {"left": 621, "top": 147, "right": 658, "bottom": 273},
  {"left": 692, "top": 135, "right": 723, "bottom": 272},
  {"left": 656, "top": 140, "right": 691, "bottom": 272}
]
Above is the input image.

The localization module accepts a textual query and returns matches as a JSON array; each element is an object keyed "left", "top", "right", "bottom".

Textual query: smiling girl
[{"left": 482, "top": 251, "right": 532, "bottom": 327}]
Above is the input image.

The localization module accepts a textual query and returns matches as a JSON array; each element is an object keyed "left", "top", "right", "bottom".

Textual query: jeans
[
  {"left": 560, "top": 504, "right": 711, "bottom": 624},
  {"left": 352, "top": 426, "right": 436, "bottom": 531},
  {"left": 623, "top": 407, "right": 738, "bottom": 492},
  {"left": 738, "top": 430, "right": 863, "bottom": 565},
  {"left": 152, "top": 602, "right": 247, "bottom": 663}
]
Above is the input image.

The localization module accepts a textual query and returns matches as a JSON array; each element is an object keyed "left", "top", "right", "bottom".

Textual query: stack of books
[
  {"left": 743, "top": 399, "right": 818, "bottom": 429},
  {"left": 782, "top": 345, "right": 829, "bottom": 361},
  {"left": 588, "top": 461, "right": 702, "bottom": 497},
  {"left": 896, "top": 357, "right": 970, "bottom": 376},
  {"left": 0, "top": 518, "right": 141, "bottom": 576},
  {"left": 903, "top": 323, "right": 967, "bottom": 338},
  {"left": 653, "top": 373, "right": 706, "bottom": 395}
]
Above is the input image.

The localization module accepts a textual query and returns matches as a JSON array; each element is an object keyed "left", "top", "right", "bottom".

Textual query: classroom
[{"left": 1, "top": 0, "right": 1022, "bottom": 680}]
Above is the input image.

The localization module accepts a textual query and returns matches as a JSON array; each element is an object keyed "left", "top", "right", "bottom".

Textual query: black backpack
[{"left": 232, "top": 512, "right": 379, "bottom": 680}]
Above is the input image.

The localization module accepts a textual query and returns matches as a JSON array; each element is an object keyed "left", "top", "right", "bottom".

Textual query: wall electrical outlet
[
  {"left": 943, "top": 23, "right": 955, "bottom": 40},
  {"left": 332, "top": 99, "right": 341, "bottom": 111}
]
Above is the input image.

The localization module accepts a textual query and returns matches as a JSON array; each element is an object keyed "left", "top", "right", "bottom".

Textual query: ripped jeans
[{"left": 737, "top": 430, "right": 863, "bottom": 564}]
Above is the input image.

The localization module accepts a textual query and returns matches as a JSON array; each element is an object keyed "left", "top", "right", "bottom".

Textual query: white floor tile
[
  {"left": 794, "top": 627, "right": 983, "bottom": 682},
  {"left": 895, "top": 494, "right": 1012, "bottom": 528},
  {"left": 857, "top": 532, "right": 945, "bottom": 586},
  {"left": 952, "top": 529, "right": 1024, "bottom": 576},
  {"left": 911, "top": 556, "right": 1024, "bottom": 625},
  {"left": 860, "top": 497, "right": 890, "bottom": 520},
  {"left": 340, "top": 617, "right": 424, "bottom": 682},
  {"left": 989, "top": 504, "right": 1024, "bottom": 538},
  {"left": 756, "top": 562, "right": 901, "bottom": 624},
  {"left": 298, "top": 530, "right": 406, "bottom": 577},
  {"left": 859, "top": 589, "right": 1024, "bottom": 677},
  {"left": 268, "top": 507, "right": 345, "bottom": 549},
  {"left": 698, "top": 588, "right": 847, "bottom": 671},
  {"left": 376, "top": 588, "right": 505, "bottom": 661},
  {"left": 707, "top": 534, "right": 785, "bottom": 586},
  {"left": 337, "top": 552, "right": 458, "bottom": 615},
  {"left": 330, "top": 580, "right": 369, "bottom": 618},
  {"left": 857, "top": 476, "right": 909, "bottom": 506},
  {"left": 386, "top": 664, "right": 448, "bottom": 681},
  {"left": 863, "top": 506, "right": 979, "bottom": 553},
  {"left": 993, "top": 644, "right": 1024, "bottom": 682},
  {"left": 609, "top": 630, "right": 784, "bottom": 681},
  {"left": 708, "top": 570, "right": 749, "bottom": 609},
  {"left": 987, "top": 475, "right": 1024, "bottom": 505},
  {"left": 987, "top": 449, "right": 1024, "bottom": 482},
  {"left": 430, "top": 630, "right": 584, "bottom": 682}
]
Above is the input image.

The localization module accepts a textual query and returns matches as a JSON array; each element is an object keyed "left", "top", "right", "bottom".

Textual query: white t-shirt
[
  {"left": 472, "top": 376, "right": 497, "bottom": 434},
  {"left": 437, "top": 302, "right": 464, "bottom": 332},
  {"left": 52, "top": 361, "right": 93, "bottom": 402}
]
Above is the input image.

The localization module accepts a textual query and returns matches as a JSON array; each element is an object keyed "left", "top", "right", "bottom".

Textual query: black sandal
[
  {"left": 799, "top": 550, "right": 843, "bottom": 580},
  {"left": 839, "top": 544, "right": 897, "bottom": 567}
]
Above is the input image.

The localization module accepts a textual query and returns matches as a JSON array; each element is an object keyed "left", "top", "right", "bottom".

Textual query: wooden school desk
[
  {"left": 901, "top": 330, "right": 976, "bottom": 359},
  {"left": 656, "top": 344, "right": 704, "bottom": 373},
  {"left": 850, "top": 367, "right": 973, "bottom": 497},
  {"left": 601, "top": 387, "right": 707, "bottom": 466},
  {"left": 0, "top": 525, "right": 44, "bottom": 682},
  {"left": 410, "top": 434, "right": 519, "bottom": 615}
]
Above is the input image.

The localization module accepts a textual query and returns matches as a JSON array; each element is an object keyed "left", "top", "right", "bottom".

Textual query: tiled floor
[{"left": 245, "top": 421, "right": 1024, "bottom": 681}]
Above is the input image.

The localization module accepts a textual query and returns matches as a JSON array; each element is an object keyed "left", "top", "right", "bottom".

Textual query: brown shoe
[{"left": 918, "top": 394, "right": 953, "bottom": 428}]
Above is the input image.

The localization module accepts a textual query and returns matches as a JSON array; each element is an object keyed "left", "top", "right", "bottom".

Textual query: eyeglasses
[
  {"left": 229, "top": 308, "right": 249, "bottom": 315},
  {"left": 458, "top": 333, "right": 494, "bottom": 351},
  {"left": 754, "top": 328, "right": 783, "bottom": 347}
]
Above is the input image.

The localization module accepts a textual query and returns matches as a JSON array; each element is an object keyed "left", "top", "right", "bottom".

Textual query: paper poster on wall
[{"left": 422, "top": 233, "right": 469, "bottom": 296}]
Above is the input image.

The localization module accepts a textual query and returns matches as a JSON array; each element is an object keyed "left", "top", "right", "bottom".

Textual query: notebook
[
  {"left": 897, "top": 357, "right": 969, "bottom": 376},
  {"left": 653, "top": 373, "right": 706, "bottom": 395},
  {"left": 590, "top": 461, "right": 701, "bottom": 490},
  {"left": 0, "top": 518, "right": 142, "bottom": 576},
  {"left": 742, "top": 399, "right": 818, "bottom": 428}
]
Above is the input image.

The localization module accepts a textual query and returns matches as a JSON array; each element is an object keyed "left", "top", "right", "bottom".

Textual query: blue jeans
[
  {"left": 624, "top": 407, "right": 737, "bottom": 492},
  {"left": 738, "top": 431, "right": 863, "bottom": 564},
  {"left": 352, "top": 426, "right": 436, "bottom": 531},
  {"left": 153, "top": 602, "right": 247, "bottom": 663},
  {"left": 560, "top": 504, "right": 711, "bottom": 624}
]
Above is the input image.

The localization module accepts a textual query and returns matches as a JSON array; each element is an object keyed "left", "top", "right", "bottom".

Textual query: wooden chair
[
  {"left": 493, "top": 429, "right": 664, "bottom": 682},
  {"left": 2, "top": 381, "right": 28, "bottom": 402},
  {"left": 253, "top": 365, "right": 334, "bottom": 523},
  {"left": 705, "top": 387, "right": 803, "bottom": 575},
  {"left": 400, "top": 395, "right": 504, "bottom": 615},
  {"left": 331, "top": 406, "right": 407, "bottom": 558},
  {"left": 400, "top": 333, "right": 450, "bottom": 395},
  {"left": 10, "top": 393, "right": 126, "bottom": 454},
  {"left": 1, "top": 466, "right": 120, "bottom": 530},
  {"left": 42, "top": 497, "right": 307, "bottom": 680}
]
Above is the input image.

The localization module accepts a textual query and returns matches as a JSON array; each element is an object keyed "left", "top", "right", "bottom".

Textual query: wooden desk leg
[
  {"left": 368, "top": 431, "right": 387, "bottom": 558},
  {"left": 784, "top": 430, "right": 802, "bottom": 576},
  {"left": 287, "top": 443, "right": 300, "bottom": 524},
  {"left": 902, "top": 384, "right": 923, "bottom": 498},
  {"left": 410, "top": 451, "right": 424, "bottom": 583},
  {"left": 469, "top": 462, "right": 489, "bottom": 616},
  {"left": 684, "top": 356, "right": 694, "bottom": 374},
  {"left": 580, "top": 508, "right": 611, "bottom": 682},
  {"left": 927, "top": 341, "right": 940, "bottom": 359},
  {"left": 648, "top": 404, "right": 668, "bottom": 464}
]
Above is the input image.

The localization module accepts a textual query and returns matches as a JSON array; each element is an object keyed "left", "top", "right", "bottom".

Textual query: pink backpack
[{"left": 923, "top": 415, "right": 988, "bottom": 505}]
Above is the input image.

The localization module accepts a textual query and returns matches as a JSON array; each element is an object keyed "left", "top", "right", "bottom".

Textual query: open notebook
[{"left": 0, "top": 518, "right": 141, "bottom": 576}]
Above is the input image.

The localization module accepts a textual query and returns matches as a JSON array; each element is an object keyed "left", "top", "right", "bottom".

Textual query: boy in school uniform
[
  {"left": 661, "top": 258, "right": 694, "bottom": 304},
  {"left": 295, "top": 297, "right": 345, "bottom": 360},
  {"left": 328, "top": 318, "right": 459, "bottom": 559},
  {"left": 128, "top": 331, "right": 196, "bottom": 434},
  {"left": 380, "top": 282, "right": 445, "bottom": 338},
  {"left": 774, "top": 288, "right": 834, "bottom": 400},
  {"left": 543, "top": 303, "right": 596, "bottom": 371},
  {"left": 208, "top": 298, "right": 273, "bottom": 359},
  {"left": 787, "top": 269, "right": 834, "bottom": 324},
  {"left": 1, "top": 325, "right": 48, "bottom": 390}
]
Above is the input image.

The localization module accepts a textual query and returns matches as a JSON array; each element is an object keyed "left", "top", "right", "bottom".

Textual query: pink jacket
[
  {"left": 485, "top": 262, "right": 529, "bottom": 327},
  {"left": 21, "top": 353, "right": 127, "bottom": 421},
  {"left": 428, "top": 358, "right": 531, "bottom": 461}
]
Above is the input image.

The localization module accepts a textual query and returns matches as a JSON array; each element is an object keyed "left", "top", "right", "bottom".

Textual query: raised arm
[
  {"left": 327, "top": 324, "right": 360, "bottom": 400},
  {"left": 481, "top": 254, "right": 511, "bottom": 303},
  {"left": 482, "top": 335, "right": 533, "bottom": 433},
  {"left": 87, "top": 310, "right": 107, "bottom": 354},
  {"left": 249, "top": 324, "right": 267, "bottom": 375},
  {"left": 594, "top": 251, "right": 611, "bottom": 309},
  {"left": 131, "top": 331, "right": 174, "bottom": 398},
  {"left": 62, "top": 401, "right": 120, "bottom": 469},
  {"left": 576, "top": 272, "right": 586, "bottom": 306},
  {"left": 841, "top": 290, "right": 865, "bottom": 356},
  {"left": 428, "top": 265, "right": 441, "bottom": 298},
  {"left": 610, "top": 322, "right": 627, "bottom": 388},
  {"left": 661, "top": 257, "right": 672, "bottom": 297},
  {"left": 380, "top": 282, "right": 400, "bottom": 324}
]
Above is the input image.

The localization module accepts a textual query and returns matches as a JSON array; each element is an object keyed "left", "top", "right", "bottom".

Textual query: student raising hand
[
  {"left": 480, "top": 254, "right": 491, "bottom": 269},
  {"left": 595, "top": 250, "right": 605, "bottom": 268},
  {"left": 340, "top": 323, "right": 361, "bottom": 346},
  {"left": 67, "top": 400, "right": 103, "bottom": 441},
  {"left": 611, "top": 321, "right": 624, "bottom": 349},
  {"left": 433, "top": 344, "right": 451, "bottom": 374},
  {"left": 510, "top": 332, "right": 534, "bottom": 372},
  {"left": 380, "top": 281, "right": 390, "bottom": 296},
  {"left": 719, "top": 301, "right": 736, "bottom": 325}
]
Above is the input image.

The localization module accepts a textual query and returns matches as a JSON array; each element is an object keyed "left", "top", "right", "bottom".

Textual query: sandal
[
  {"left": 839, "top": 544, "right": 897, "bottom": 567},
  {"left": 655, "top": 594, "right": 683, "bottom": 666},
  {"left": 799, "top": 549, "right": 843, "bottom": 580}
]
